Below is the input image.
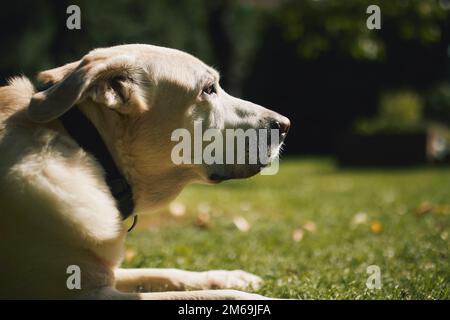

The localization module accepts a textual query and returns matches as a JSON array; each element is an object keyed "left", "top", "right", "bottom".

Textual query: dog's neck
[
  {"left": 60, "top": 102, "right": 135, "bottom": 221},
  {"left": 73, "top": 101, "right": 198, "bottom": 215}
]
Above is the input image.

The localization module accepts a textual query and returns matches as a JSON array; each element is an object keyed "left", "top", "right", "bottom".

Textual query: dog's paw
[{"left": 202, "top": 270, "right": 263, "bottom": 290}]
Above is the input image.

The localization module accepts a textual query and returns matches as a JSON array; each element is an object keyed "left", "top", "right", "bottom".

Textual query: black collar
[{"left": 59, "top": 106, "right": 136, "bottom": 227}]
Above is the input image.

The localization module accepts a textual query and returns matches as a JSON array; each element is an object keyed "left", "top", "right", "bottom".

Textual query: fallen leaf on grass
[
  {"left": 233, "top": 216, "right": 250, "bottom": 232},
  {"left": 125, "top": 249, "right": 137, "bottom": 263},
  {"left": 432, "top": 205, "right": 450, "bottom": 215},
  {"left": 169, "top": 201, "right": 186, "bottom": 217},
  {"left": 195, "top": 212, "right": 211, "bottom": 228},
  {"left": 370, "top": 221, "right": 382, "bottom": 234},
  {"left": 415, "top": 201, "right": 433, "bottom": 216},
  {"left": 292, "top": 228, "right": 304, "bottom": 242},
  {"left": 303, "top": 221, "right": 317, "bottom": 233},
  {"left": 352, "top": 212, "right": 368, "bottom": 226},
  {"left": 414, "top": 202, "right": 450, "bottom": 216}
]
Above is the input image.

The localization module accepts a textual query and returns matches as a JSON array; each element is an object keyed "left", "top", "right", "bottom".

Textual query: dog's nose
[{"left": 269, "top": 116, "right": 291, "bottom": 139}]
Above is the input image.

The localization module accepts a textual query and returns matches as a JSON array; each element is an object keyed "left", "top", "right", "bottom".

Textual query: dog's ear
[
  {"left": 28, "top": 54, "right": 147, "bottom": 123},
  {"left": 37, "top": 60, "right": 81, "bottom": 86}
]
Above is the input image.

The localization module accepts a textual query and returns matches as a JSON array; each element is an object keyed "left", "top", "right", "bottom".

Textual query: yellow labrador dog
[{"left": 0, "top": 44, "right": 290, "bottom": 299}]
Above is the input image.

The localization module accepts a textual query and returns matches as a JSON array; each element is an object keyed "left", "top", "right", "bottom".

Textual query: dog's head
[{"left": 28, "top": 44, "right": 290, "bottom": 211}]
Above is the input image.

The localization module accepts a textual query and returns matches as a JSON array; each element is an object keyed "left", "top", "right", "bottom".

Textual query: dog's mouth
[
  {"left": 208, "top": 173, "right": 232, "bottom": 183},
  {"left": 206, "top": 162, "right": 271, "bottom": 183},
  {"left": 204, "top": 131, "right": 287, "bottom": 183}
]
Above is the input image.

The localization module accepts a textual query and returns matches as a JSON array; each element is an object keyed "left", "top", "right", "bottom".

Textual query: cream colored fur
[{"left": 0, "top": 44, "right": 289, "bottom": 299}]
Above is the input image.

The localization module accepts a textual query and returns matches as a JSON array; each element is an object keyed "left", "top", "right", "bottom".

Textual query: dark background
[{"left": 1, "top": 0, "right": 449, "bottom": 156}]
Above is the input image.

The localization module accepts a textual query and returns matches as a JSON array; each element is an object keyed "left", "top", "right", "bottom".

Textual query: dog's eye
[{"left": 202, "top": 83, "right": 216, "bottom": 96}]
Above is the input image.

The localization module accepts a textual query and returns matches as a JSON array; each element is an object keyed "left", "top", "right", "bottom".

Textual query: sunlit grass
[{"left": 124, "top": 158, "right": 450, "bottom": 299}]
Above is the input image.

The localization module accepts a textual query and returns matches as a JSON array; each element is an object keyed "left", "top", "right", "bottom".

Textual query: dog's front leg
[{"left": 114, "top": 268, "right": 263, "bottom": 292}]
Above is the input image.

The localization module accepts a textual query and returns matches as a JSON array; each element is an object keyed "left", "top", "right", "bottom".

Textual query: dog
[{"left": 0, "top": 44, "right": 290, "bottom": 299}]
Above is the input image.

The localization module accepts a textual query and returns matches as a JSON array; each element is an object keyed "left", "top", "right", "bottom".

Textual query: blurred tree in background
[
  {"left": 0, "top": 0, "right": 449, "bottom": 154},
  {"left": 426, "top": 82, "right": 450, "bottom": 125},
  {"left": 354, "top": 90, "right": 424, "bottom": 134}
]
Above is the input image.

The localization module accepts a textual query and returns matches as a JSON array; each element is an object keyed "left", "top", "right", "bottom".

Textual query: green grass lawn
[{"left": 124, "top": 158, "right": 450, "bottom": 299}]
